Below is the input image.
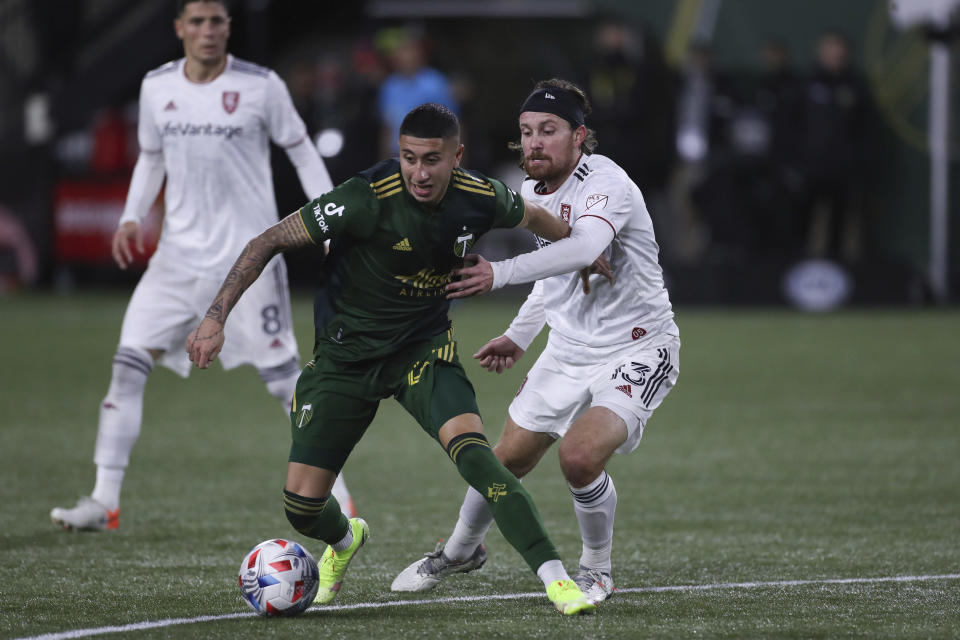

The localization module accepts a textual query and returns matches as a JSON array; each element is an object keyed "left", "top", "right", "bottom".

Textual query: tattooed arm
[{"left": 187, "top": 212, "right": 313, "bottom": 369}]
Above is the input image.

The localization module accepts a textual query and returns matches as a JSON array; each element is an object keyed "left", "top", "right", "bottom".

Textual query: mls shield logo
[
  {"left": 560, "top": 203, "right": 571, "bottom": 223},
  {"left": 586, "top": 194, "right": 608, "bottom": 210},
  {"left": 222, "top": 91, "right": 240, "bottom": 114}
]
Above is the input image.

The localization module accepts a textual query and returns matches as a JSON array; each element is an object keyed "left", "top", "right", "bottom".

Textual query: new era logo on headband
[{"left": 519, "top": 87, "right": 585, "bottom": 126}]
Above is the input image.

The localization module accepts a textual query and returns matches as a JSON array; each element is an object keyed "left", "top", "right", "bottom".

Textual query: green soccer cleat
[
  {"left": 313, "top": 517, "right": 369, "bottom": 605},
  {"left": 546, "top": 579, "right": 597, "bottom": 616}
]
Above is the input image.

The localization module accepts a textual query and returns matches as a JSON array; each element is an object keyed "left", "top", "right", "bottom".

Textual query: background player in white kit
[
  {"left": 392, "top": 78, "right": 679, "bottom": 604},
  {"left": 51, "top": 0, "right": 355, "bottom": 531}
]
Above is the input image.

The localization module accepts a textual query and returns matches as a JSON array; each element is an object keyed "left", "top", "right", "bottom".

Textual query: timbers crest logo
[
  {"left": 454, "top": 229, "right": 475, "bottom": 258},
  {"left": 296, "top": 403, "right": 313, "bottom": 429}
]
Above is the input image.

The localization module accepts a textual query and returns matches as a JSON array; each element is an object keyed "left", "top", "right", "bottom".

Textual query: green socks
[
  {"left": 445, "top": 432, "right": 559, "bottom": 572},
  {"left": 283, "top": 489, "right": 350, "bottom": 544}
]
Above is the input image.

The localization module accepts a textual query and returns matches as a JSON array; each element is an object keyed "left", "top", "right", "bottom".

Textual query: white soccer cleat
[
  {"left": 391, "top": 541, "right": 487, "bottom": 592},
  {"left": 573, "top": 566, "right": 615, "bottom": 604},
  {"left": 50, "top": 496, "right": 119, "bottom": 531}
]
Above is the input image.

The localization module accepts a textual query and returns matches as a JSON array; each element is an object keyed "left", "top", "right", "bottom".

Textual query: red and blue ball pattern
[{"left": 238, "top": 538, "right": 319, "bottom": 616}]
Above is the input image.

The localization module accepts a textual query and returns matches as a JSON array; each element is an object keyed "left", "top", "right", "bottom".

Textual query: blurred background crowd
[{"left": 0, "top": 0, "right": 957, "bottom": 308}]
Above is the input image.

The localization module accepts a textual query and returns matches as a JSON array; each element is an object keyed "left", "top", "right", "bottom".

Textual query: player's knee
[
  {"left": 558, "top": 445, "right": 604, "bottom": 488},
  {"left": 493, "top": 445, "right": 535, "bottom": 479}
]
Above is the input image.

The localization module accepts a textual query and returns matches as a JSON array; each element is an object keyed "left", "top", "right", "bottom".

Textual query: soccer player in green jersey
[{"left": 187, "top": 103, "right": 596, "bottom": 615}]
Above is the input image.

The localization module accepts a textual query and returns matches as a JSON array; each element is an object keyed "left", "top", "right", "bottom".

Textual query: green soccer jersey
[{"left": 297, "top": 158, "right": 526, "bottom": 362}]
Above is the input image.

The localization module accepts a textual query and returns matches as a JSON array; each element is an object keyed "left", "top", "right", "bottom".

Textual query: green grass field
[{"left": 2, "top": 291, "right": 958, "bottom": 639}]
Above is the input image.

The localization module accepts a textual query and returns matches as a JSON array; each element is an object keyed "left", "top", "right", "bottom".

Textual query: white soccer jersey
[
  {"left": 122, "top": 55, "right": 313, "bottom": 273},
  {"left": 508, "top": 154, "right": 678, "bottom": 355}
]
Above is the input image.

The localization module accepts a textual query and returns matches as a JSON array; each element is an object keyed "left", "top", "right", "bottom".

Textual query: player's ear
[
  {"left": 454, "top": 143, "right": 464, "bottom": 167},
  {"left": 573, "top": 125, "right": 586, "bottom": 147}
]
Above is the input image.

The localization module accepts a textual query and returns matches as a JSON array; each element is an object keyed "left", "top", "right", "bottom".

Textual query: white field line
[{"left": 17, "top": 573, "right": 960, "bottom": 640}]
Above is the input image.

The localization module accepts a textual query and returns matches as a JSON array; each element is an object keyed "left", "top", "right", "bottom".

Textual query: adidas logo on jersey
[
  {"left": 164, "top": 100, "right": 176, "bottom": 111},
  {"left": 393, "top": 237, "right": 413, "bottom": 251},
  {"left": 616, "top": 384, "right": 633, "bottom": 398}
]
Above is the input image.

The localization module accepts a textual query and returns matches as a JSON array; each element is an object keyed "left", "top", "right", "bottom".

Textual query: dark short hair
[
  {"left": 177, "top": 0, "right": 230, "bottom": 17},
  {"left": 399, "top": 103, "right": 460, "bottom": 140}
]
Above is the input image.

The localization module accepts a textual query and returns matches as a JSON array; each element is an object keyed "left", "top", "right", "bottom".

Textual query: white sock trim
[
  {"left": 536, "top": 559, "right": 569, "bottom": 587},
  {"left": 331, "top": 523, "right": 354, "bottom": 552}
]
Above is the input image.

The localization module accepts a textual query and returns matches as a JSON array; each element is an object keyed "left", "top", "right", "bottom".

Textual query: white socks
[
  {"left": 570, "top": 471, "right": 617, "bottom": 572},
  {"left": 446, "top": 486, "right": 570, "bottom": 588},
  {"left": 443, "top": 470, "right": 616, "bottom": 585},
  {"left": 331, "top": 524, "right": 354, "bottom": 551},
  {"left": 443, "top": 486, "right": 494, "bottom": 562},
  {"left": 257, "top": 357, "right": 301, "bottom": 413},
  {"left": 92, "top": 347, "right": 153, "bottom": 510},
  {"left": 536, "top": 559, "right": 569, "bottom": 586},
  {"left": 91, "top": 466, "right": 124, "bottom": 511}
]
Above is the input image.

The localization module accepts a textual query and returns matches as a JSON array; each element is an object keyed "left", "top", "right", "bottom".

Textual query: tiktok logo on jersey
[{"left": 311, "top": 201, "right": 345, "bottom": 235}]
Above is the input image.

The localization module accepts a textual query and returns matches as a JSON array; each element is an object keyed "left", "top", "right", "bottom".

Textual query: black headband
[{"left": 519, "top": 87, "right": 585, "bottom": 127}]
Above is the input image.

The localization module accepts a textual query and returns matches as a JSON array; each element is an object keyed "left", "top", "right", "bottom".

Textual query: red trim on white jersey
[
  {"left": 578, "top": 213, "right": 617, "bottom": 237},
  {"left": 282, "top": 135, "right": 308, "bottom": 150}
]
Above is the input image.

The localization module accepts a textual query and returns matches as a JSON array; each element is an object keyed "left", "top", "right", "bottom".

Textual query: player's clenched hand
[
  {"left": 112, "top": 221, "right": 144, "bottom": 270},
  {"left": 186, "top": 318, "right": 225, "bottom": 369},
  {"left": 446, "top": 254, "right": 493, "bottom": 299},
  {"left": 474, "top": 335, "right": 524, "bottom": 374},
  {"left": 579, "top": 253, "right": 615, "bottom": 294}
]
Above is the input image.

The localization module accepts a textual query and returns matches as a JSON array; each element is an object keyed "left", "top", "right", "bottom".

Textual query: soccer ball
[{"left": 238, "top": 538, "right": 319, "bottom": 616}]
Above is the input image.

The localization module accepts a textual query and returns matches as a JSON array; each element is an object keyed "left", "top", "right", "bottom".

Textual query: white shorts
[
  {"left": 118, "top": 254, "right": 299, "bottom": 377},
  {"left": 508, "top": 334, "right": 680, "bottom": 454}
]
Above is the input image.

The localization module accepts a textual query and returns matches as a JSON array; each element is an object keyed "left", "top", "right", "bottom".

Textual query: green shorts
[{"left": 289, "top": 328, "right": 480, "bottom": 473}]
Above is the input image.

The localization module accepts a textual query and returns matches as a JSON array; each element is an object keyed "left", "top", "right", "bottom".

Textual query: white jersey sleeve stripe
[{"left": 578, "top": 213, "right": 617, "bottom": 237}]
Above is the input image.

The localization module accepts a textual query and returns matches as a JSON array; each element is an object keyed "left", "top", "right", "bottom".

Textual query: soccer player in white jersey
[
  {"left": 50, "top": 0, "right": 355, "bottom": 531},
  {"left": 392, "top": 78, "right": 679, "bottom": 604}
]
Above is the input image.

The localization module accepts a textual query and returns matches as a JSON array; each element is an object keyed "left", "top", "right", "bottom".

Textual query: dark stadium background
[{"left": 0, "top": 0, "right": 957, "bottom": 306}]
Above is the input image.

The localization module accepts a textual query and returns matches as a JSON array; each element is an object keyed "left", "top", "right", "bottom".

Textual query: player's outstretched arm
[{"left": 187, "top": 212, "right": 312, "bottom": 368}]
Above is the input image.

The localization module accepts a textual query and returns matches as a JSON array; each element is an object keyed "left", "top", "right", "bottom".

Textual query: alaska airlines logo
[
  {"left": 160, "top": 121, "right": 243, "bottom": 139},
  {"left": 395, "top": 268, "right": 452, "bottom": 296}
]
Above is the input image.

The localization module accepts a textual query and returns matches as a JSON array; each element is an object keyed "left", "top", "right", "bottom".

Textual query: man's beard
[{"left": 524, "top": 155, "right": 561, "bottom": 182}]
